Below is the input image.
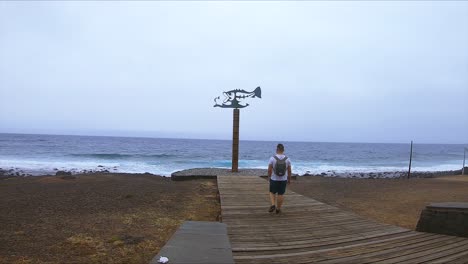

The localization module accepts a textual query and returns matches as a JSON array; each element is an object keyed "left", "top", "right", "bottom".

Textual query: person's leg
[
  {"left": 268, "top": 180, "right": 277, "bottom": 212},
  {"left": 277, "top": 194, "right": 284, "bottom": 209},
  {"left": 276, "top": 181, "right": 287, "bottom": 213},
  {"left": 269, "top": 192, "right": 276, "bottom": 206}
]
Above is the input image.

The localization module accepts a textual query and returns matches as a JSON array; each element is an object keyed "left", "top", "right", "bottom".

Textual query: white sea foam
[
  {"left": 0, "top": 158, "right": 462, "bottom": 178},
  {"left": 0, "top": 159, "right": 121, "bottom": 175},
  {"left": 291, "top": 163, "right": 462, "bottom": 176}
]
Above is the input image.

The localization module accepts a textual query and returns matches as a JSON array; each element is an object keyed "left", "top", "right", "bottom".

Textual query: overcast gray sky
[{"left": 1, "top": 1, "right": 467, "bottom": 144}]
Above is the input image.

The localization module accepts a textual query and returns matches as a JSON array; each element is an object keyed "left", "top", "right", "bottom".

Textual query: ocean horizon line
[{"left": 1, "top": 132, "right": 467, "bottom": 146}]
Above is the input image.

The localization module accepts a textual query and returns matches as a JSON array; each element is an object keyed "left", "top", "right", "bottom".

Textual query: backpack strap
[{"left": 273, "top": 155, "right": 288, "bottom": 161}]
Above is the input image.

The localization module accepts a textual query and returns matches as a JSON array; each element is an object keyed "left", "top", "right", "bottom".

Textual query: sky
[{"left": 0, "top": 1, "right": 467, "bottom": 144}]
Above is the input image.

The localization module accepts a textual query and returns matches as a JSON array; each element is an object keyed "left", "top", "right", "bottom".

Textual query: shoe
[
  {"left": 276, "top": 208, "right": 281, "bottom": 214},
  {"left": 268, "top": 205, "right": 276, "bottom": 213}
]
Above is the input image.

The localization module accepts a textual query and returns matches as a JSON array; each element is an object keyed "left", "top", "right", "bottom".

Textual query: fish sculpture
[{"left": 214, "top": 87, "right": 262, "bottom": 108}]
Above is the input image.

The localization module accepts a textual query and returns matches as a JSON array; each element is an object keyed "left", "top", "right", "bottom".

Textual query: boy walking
[{"left": 268, "top": 143, "right": 292, "bottom": 214}]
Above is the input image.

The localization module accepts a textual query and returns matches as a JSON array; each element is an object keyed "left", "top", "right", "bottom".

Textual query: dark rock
[
  {"left": 55, "top": 171, "right": 72, "bottom": 176},
  {"left": 416, "top": 203, "right": 468, "bottom": 238},
  {"left": 462, "top": 167, "right": 468, "bottom": 175},
  {"left": 320, "top": 173, "right": 327, "bottom": 176},
  {"left": 98, "top": 165, "right": 104, "bottom": 168},
  {"left": 53, "top": 168, "right": 58, "bottom": 171},
  {"left": 60, "top": 175, "right": 76, "bottom": 180}
]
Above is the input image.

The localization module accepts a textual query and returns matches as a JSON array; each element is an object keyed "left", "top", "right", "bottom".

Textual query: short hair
[{"left": 277, "top": 143, "right": 284, "bottom": 152}]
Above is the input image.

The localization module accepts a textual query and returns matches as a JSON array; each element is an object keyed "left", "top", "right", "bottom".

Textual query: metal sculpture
[
  {"left": 213, "top": 86, "right": 262, "bottom": 172},
  {"left": 214, "top": 87, "right": 262, "bottom": 108}
]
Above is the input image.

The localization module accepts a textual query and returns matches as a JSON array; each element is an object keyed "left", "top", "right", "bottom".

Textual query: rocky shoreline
[
  {"left": 0, "top": 165, "right": 123, "bottom": 179},
  {"left": 1, "top": 166, "right": 466, "bottom": 179},
  {"left": 301, "top": 169, "right": 465, "bottom": 179},
  {"left": 171, "top": 167, "right": 466, "bottom": 179}
]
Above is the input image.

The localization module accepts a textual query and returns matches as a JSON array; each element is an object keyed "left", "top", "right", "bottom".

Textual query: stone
[
  {"left": 150, "top": 221, "right": 234, "bottom": 264},
  {"left": 462, "top": 167, "right": 468, "bottom": 175},
  {"left": 60, "top": 175, "right": 76, "bottom": 180},
  {"left": 55, "top": 171, "right": 72, "bottom": 176},
  {"left": 416, "top": 202, "right": 468, "bottom": 238}
]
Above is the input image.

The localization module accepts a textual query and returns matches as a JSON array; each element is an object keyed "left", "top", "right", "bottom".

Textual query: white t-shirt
[{"left": 269, "top": 154, "right": 292, "bottom": 181}]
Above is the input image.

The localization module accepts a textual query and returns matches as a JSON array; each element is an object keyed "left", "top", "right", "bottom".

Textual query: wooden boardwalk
[{"left": 217, "top": 176, "right": 468, "bottom": 264}]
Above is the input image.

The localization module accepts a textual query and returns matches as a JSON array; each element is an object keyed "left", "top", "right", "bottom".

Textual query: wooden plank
[
  {"left": 216, "top": 175, "right": 468, "bottom": 263},
  {"left": 230, "top": 232, "right": 420, "bottom": 250},
  {"left": 430, "top": 248, "right": 468, "bottom": 263},
  {"left": 411, "top": 242, "right": 468, "bottom": 263},
  {"left": 372, "top": 239, "right": 468, "bottom": 263},
  {"left": 317, "top": 234, "right": 460, "bottom": 263},
  {"left": 237, "top": 233, "right": 437, "bottom": 264},
  {"left": 232, "top": 232, "right": 421, "bottom": 257}
]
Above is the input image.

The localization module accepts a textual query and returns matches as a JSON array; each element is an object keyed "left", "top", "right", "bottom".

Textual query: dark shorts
[{"left": 270, "top": 180, "right": 287, "bottom": 195}]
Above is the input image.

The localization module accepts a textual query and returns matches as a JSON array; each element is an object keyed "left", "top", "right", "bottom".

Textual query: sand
[
  {"left": 290, "top": 175, "right": 468, "bottom": 230},
  {"left": 0, "top": 173, "right": 220, "bottom": 264}
]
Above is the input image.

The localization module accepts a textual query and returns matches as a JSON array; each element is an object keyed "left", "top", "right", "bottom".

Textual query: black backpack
[{"left": 274, "top": 156, "right": 288, "bottom": 176}]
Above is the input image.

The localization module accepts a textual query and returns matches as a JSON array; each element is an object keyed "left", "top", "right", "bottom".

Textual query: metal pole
[
  {"left": 232, "top": 108, "right": 240, "bottom": 172},
  {"left": 407, "top": 140, "right": 413, "bottom": 179},
  {"left": 463, "top": 148, "right": 466, "bottom": 175}
]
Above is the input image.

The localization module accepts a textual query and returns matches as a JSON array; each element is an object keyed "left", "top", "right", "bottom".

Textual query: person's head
[{"left": 276, "top": 143, "right": 285, "bottom": 154}]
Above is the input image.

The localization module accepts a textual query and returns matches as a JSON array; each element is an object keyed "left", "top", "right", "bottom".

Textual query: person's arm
[
  {"left": 287, "top": 165, "right": 292, "bottom": 184},
  {"left": 268, "top": 164, "right": 273, "bottom": 181}
]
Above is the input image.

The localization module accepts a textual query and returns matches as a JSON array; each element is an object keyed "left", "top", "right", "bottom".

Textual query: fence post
[
  {"left": 407, "top": 140, "right": 413, "bottom": 179},
  {"left": 463, "top": 148, "right": 466, "bottom": 175}
]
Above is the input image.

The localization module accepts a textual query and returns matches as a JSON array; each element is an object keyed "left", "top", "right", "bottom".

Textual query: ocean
[{"left": 0, "top": 133, "right": 465, "bottom": 177}]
